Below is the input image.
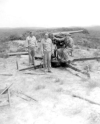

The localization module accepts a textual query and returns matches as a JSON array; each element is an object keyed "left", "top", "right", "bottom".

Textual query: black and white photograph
[{"left": 0, "top": 0, "right": 100, "bottom": 124}]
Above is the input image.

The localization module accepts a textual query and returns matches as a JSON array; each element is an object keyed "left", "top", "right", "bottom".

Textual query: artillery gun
[
  {"left": 51, "top": 30, "right": 84, "bottom": 67},
  {"left": 50, "top": 30, "right": 100, "bottom": 75}
]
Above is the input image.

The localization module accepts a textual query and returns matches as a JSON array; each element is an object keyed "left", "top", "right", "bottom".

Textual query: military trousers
[
  {"left": 43, "top": 51, "right": 51, "bottom": 71},
  {"left": 29, "top": 47, "right": 36, "bottom": 65}
]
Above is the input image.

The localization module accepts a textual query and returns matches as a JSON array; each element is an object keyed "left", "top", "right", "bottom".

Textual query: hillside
[
  {"left": 0, "top": 27, "right": 100, "bottom": 53},
  {"left": 0, "top": 27, "right": 86, "bottom": 52}
]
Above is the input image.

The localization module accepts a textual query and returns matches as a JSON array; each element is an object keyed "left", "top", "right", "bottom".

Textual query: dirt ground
[{"left": 1, "top": 48, "right": 100, "bottom": 124}]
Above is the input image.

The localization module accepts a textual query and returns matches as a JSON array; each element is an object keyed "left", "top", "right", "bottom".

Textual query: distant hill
[
  {"left": 85, "top": 26, "right": 100, "bottom": 38},
  {"left": 86, "top": 26, "right": 100, "bottom": 31}
]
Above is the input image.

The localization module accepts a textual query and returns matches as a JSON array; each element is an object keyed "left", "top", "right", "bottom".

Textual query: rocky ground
[{"left": 0, "top": 46, "right": 100, "bottom": 124}]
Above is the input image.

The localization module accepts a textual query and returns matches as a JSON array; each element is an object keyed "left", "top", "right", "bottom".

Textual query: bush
[{"left": 9, "top": 34, "right": 22, "bottom": 41}]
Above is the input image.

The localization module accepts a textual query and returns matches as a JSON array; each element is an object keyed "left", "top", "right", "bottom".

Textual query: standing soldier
[
  {"left": 25, "top": 32, "right": 37, "bottom": 66},
  {"left": 41, "top": 33, "right": 53, "bottom": 73}
]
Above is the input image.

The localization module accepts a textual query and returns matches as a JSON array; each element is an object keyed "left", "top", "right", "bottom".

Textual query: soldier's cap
[
  {"left": 49, "top": 33, "right": 53, "bottom": 37},
  {"left": 31, "top": 32, "right": 34, "bottom": 34}
]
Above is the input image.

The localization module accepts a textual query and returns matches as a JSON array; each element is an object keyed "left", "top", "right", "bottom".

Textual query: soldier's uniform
[
  {"left": 41, "top": 34, "right": 53, "bottom": 72},
  {"left": 26, "top": 35, "right": 37, "bottom": 65},
  {"left": 64, "top": 36, "right": 74, "bottom": 56}
]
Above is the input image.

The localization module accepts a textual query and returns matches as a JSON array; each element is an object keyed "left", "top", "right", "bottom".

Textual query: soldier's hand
[{"left": 51, "top": 50, "right": 54, "bottom": 54}]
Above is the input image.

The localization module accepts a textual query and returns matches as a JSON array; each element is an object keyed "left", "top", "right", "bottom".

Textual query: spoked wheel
[
  {"left": 51, "top": 57, "right": 69, "bottom": 68},
  {"left": 51, "top": 59, "right": 61, "bottom": 67}
]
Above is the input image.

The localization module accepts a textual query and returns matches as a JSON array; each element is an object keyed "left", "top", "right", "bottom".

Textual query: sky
[{"left": 0, "top": 0, "right": 100, "bottom": 28}]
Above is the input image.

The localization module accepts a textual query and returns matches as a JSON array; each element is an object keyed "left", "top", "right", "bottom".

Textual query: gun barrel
[
  {"left": 7, "top": 52, "right": 43, "bottom": 59},
  {"left": 53, "top": 30, "right": 83, "bottom": 35},
  {"left": 8, "top": 52, "right": 28, "bottom": 56},
  {"left": 73, "top": 57, "right": 100, "bottom": 62},
  {"left": 64, "top": 30, "right": 83, "bottom": 34}
]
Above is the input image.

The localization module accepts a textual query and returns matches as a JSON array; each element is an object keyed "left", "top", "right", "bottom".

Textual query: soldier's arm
[
  {"left": 51, "top": 40, "right": 53, "bottom": 53},
  {"left": 35, "top": 39, "right": 38, "bottom": 47},
  {"left": 41, "top": 39, "right": 44, "bottom": 56}
]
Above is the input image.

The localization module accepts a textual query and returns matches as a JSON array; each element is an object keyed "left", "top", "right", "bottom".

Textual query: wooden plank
[
  {"left": 0, "top": 83, "right": 13, "bottom": 95},
  {"left": 18, "top": 91, "right": 38, "bottom": 102},
  {"left": 68, "top": 64, "right": 83, "bottom": 73},
  {"left": 0, "top": 74, "right": 12, "bottom": 76},
  {"left": 17, "top": 95, "right": 30, "bottom": 101},
  {"left": 8, "top": 52, "right": 28, "bottom": 56},
  {"left": 73, "top": 57, "right": 100, "bottom": 62},
  {"left": 8, "top": 89, "right": 11, "bottom": 106},
  {"left": 7, "top": 52, "right": 43, "bottom": 59},
  {"left": 16, "top": 93, "right": 30, "bottom": 101},
  {"left": 72, "top": 94, "right": 100, "bottom": 106},
  {"left": 19, "top": 65, "right": 34, "bottom": 71},
  {"left": 19, "top": 64, "right": 43, "bottom": 71},
  {"left": 67, "top": 64, "right": 89, "bottom": 77},
  {"left": 0, "top": 91, "right": 9, "bottom": 107}
]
